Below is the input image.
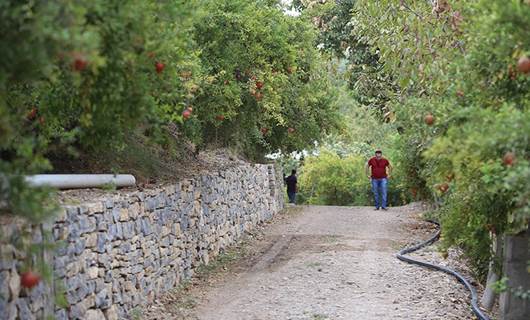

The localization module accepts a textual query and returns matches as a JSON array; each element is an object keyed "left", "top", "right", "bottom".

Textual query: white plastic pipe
[{"left": 25, "top": 174, "right": 136, "bottom": 190}]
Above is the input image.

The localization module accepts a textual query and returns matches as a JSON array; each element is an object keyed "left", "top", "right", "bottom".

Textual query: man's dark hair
[
  {"left": 291, "top": 169, "right": 296, "bottom": 175},
  {"left": 375, "top": 150, "right": 382, "bottom": 154}
]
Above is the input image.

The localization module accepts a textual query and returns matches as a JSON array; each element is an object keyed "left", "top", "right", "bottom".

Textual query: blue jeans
[
  {"left": 287, "top": 192, "right": 296, "bottom": 204},
  {"left": 371, "top": 178, "right": 388, "bottom": 209}
]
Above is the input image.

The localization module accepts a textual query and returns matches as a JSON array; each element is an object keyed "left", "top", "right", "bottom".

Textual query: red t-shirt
[{"left": 368, "top": 157, "right": 390, "bottom": 179}]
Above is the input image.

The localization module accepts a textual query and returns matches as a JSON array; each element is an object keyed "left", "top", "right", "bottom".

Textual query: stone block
[
  {"left": 105, "top": 199, "right": 114, "bottom": 209},
  {"left": 104, "top": 305, "right": 119, "bottom": 320},
  {"left": 115, "top": 222, "right": 123, "bottom": 240},
  {"left": 55, "top": 309, "right": 68, "bottom": 320},
  {"left": 87, "top": 267, "right": 99, "bottom": 280},
  {"left": 123, "top": 222, "right": 135, "bottom": 240},
  {"left": 140, "top": 218, "right": 152, "bottom": 236},
  {"left": 16, "top": 299, "right": 34, "bottom": 320},
  {"left": 119, "top": 208, "right": 129, "bottom": 222},
  {"left": 68, "top": 238, "right": 86, "bottom": 256},
  {"left": 85, "top": 233, "right": 98, "bottom": 248},
  {"left": 53, "top": 225, "right": 68, "bottom": 241},
  {"left": 96, "top": 233, "right": 108, "bottom": 254},
  {"left": 0, "top": 271, "right": 9, "bottom": 301},
  {"left": 95, "top": 214, "right": 108, "bottom": 232},
  {"left": 66, "top": 259, "right": 85, "bottom": 278},
  {"left": 145, "top": 198, "right": 156, "bottom": 212},
  {"left": 112, "top": 291, "right": 122, "bottom": 305},
  {"left": 78, "top": 215, "right": 96, "bottom": 234},
  {"left": 85, "top": 309, "right": 105, "bottom": 320},
  {"left": 95, "top": 287, "right": 112, "bottom": 309},
  {"left": 128, "top": 202, "right": 140, "bottom": 220},
  {"left": 8, "top": 270, "right": 20, "bottom": 300},
  {"left": 67, "top": 223, "right": 81, "bottom": 242},
  {"left": 65, "top": 206, "right": 80, "bottom": 222},
  {"left": 85, "top": 202, "right": 104, "bottom": 215},
  {"left": 94, "top": 278, "right": 105, "bottom": 292},
  {"left": 69, "top": 301, "right": 87, "bottom": 319}
]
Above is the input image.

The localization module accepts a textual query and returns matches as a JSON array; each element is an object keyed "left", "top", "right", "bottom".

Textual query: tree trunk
[
  {"left": 500, "top": 226, "right": 530, "bottom": 320},
  {"left": 481, "top": 234, "right": 503, "bottom": 311}
]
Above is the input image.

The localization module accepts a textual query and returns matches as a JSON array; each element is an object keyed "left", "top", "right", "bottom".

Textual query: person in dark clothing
[{"left": 284, "top": 169, "right": 298, "bottom": 204}]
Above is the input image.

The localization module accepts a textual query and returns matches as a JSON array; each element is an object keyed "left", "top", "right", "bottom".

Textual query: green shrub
[
  {"left": 0, "top": 0, "right": 342, "bottom": 288},
  {"left": 352, "top": 0, "right": 530, "bottom": 276},
  {"left": 298, "top": 149, "right": 409, "bottom": 206}
]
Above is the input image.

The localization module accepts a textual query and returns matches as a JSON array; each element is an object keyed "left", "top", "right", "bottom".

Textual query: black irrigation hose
[{"left": 396, "top": 220, "right": 490, "bottom": 320}]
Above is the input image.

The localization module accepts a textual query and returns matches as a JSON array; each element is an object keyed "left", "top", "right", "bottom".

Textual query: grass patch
[
  {"left": 305, "top": 261, "right": 322, "bottom": 268},
  {"left": 47, "top": 128, "right": 198, "bottom": 184},
  {"left": 304, "top": 312, "right": 329, "bottom": 320},
  {"left": 324, "top": 235, "right": 340, "bottom": 243},
  {"left": 281, "top": 205, "right": 304, "bottom": 216},
  {"left": 130, "top": 308, "right": 142, "bottom": 320},
  {"left": 421, "top": 208, "right": 441, "bottom": 223},
  {"left": 194, "top": 247, "right": 245, "bottom": 277},
  {"left": 161, "top": 240, "right": 252, "bottom": 314}
]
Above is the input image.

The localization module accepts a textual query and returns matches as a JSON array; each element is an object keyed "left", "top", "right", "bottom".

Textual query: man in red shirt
[{"left": 365, "top": 150, "right": 392, "bottom": 210}]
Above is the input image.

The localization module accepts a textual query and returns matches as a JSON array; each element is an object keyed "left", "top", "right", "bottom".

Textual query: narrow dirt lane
[
  {"left": 190, "top": 204, "right": 476, "bottom": 320},
  {"left": 144, "top": 204, "right": 478, "bottom": 319}
]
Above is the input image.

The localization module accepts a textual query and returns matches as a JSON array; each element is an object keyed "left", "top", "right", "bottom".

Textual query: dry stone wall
[{"left": 0, "top": 163, "right": 284, "bottom": 319}]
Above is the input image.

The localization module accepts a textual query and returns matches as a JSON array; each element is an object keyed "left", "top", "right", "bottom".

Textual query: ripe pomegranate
[
  {"left": 424, "top": 113, "right": 435, "bottom": 125},
  {"left": 260, "top": 127, "right": 269, "bottom": 134},
  {"left": 182, "top": 108, "right": 192, "bottom": 120},
  {"left": 438, "top": 183, "right": 449, "bottom": 193},
  {"left": 20, "top": 271, "right": 41, "bottom": 289},
  {"left": 216, "top": 114, "right": 225, "bottom": 121},
  {"left": 256, "top": 81, "right": 264, "bottom": 89},
  {"left": 155, "top": 62, "right": 165, "bottom": 74},
  {"left": 288, "top": 127, "right": 295, "bottom": 133},
  {"left": 503, "top": 152, "right": 515, "bottom": 166},
  {"left": 73, "top": 58, "right": 87, "bottom": 71},
  {"left": 456, "top": 90, "right": 464, "bottom": 97},
  {"left": 517, "top": 56, "right": 530, "bottom": 74},
  {"left": 27, "top": 108, "right": 38, "bottom": 121}
]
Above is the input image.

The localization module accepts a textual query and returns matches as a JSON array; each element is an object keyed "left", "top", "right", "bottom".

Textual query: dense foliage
[
  {"left": 0, "top": 0, "right": 340, "bottom": 283},
  {"left": 351, "top": 0, "right": 530, "bottom": 278},
  {"left": 0, "top": 0, "right": 342, "bottom": 208},
  {"left": 290, "top": 0, "right": 529, "bottom": 282},
  {"left": 191, "top": 0, "right": 339, "bottom": 156},
  {"left": 287, "top": 1, "right": 408, "bottom": 208},
  {"left": 295, "top": 89, "right": 410, "bottom": 206},
  {"left": 3, "top": 0, "right": 528, "bottom": 296},
  {"left": 298, "top": 148, "right": 410, "bottom": 206}
]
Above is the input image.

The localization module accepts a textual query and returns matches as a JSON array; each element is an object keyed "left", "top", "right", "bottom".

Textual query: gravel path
[{"left": 144, "top": 204, "right": 484, "bottom": 319}]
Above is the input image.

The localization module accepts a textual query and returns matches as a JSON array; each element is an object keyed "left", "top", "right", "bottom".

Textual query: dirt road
[{"left": 145, "top": 204, "right": 478, "bottom": 319}]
